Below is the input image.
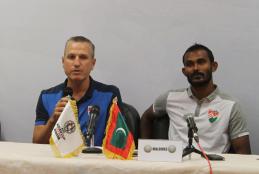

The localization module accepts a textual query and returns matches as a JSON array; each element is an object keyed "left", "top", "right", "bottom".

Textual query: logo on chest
[
  {"left": 208, "top": 109, "right": 219, "bottom": 123},
  {"left": 87, "top": 105, "right": 93, "bottom": 115}
]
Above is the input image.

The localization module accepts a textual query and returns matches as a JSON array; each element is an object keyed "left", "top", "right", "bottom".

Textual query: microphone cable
[{"left": 196, "top": 142, "right": 213, "bottom": 174}]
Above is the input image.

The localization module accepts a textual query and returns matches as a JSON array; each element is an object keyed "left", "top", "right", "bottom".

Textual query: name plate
[{"left": 138, "top": 139, "right": 183, "bottom": 162}]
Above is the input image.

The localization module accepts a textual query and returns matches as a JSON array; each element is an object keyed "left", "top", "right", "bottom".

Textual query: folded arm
[
  {"left": 140, "top": 105, "right": 157, "bottom": 139},
  {"left": 231, "top": 135, "right": 251, "bottom": 154}
]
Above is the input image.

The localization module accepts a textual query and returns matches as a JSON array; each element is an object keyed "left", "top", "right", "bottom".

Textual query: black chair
[{"left": 122, "top": 103, "right": 140, "bottom": 148}]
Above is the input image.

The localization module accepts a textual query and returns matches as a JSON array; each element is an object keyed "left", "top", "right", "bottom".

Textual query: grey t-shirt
[{"left": 153, "top": 87, "right": 249, "bottom": 153}]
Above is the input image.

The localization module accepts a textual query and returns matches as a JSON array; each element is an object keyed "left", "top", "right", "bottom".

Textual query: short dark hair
[
  {"left": 64, "top": 36, "right": 95, "bottom": 57},
  {"left": 182, "top": 43, "right": 214, "bottom": 64}
]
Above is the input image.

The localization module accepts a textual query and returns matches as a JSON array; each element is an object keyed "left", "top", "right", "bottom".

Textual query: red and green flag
[{"left": 102, "top": 99, "right": 135, "bottom": 160}]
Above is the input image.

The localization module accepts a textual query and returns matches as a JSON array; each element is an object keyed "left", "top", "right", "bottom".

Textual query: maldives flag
[{"left": 102, "top": 100, "right": 135, "bottom": 160}]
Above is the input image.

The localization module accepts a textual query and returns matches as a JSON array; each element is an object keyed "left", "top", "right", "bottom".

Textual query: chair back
[
  {"left": 152, "top": 114, "right": 169, "bottom": 139},
  {"left": 122, "top": 103, "right": 140, "bottom": 148}
]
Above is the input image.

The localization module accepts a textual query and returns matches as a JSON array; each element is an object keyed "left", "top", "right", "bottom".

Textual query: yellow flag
[{"left": 50, "top": 99, "right": 85, "bottom": 158}]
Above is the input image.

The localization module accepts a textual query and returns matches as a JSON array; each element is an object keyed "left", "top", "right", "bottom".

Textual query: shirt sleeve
[
  {"left": 228, "top": 101, "right": 249, "bottom": 140},
  {"left": 35, "top": 91, "right": 49, "bottom": 125},
  {"left": 153, "top": 91, "right": 170, "bottom": 116}
]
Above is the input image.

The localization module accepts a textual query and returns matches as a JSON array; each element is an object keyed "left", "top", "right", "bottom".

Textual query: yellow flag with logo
[{"left": 50, "top": 99, "right": 85, "bottom": 158}]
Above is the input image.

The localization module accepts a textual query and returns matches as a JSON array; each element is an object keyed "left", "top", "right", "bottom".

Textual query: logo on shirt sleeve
[{"left": 208, "top": 109, "right": 219, "bottom": 123}]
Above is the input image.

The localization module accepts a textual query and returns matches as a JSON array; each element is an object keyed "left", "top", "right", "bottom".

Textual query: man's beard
[{"left": 187, "top": 71, "right": 212, "bottom": 87}]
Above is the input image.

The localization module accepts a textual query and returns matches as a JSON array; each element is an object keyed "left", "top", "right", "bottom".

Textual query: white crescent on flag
[{"left": 115, "top": 128, "right": 126, "bottom": 136}]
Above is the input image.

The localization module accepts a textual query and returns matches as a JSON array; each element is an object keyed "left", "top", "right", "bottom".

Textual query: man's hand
[
  {"left": 32, "top": 97, "right": 69, "bottom": 144},
  {"left": 51, "top": 97, "right": 69, "bottom": 123}
]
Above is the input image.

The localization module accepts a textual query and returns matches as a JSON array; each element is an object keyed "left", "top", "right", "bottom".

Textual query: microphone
[
  {"left": 63, "top": 87, "right": 73, "bottom": 99},
  {"left": 82, "top": 105, "right": 102, "bottom": 153},
  {"left": 185, "top": 113, "right": 199, "bottom": 142},
  {"left": 86, "top": 105, "right": 100, "bottom": 143}
]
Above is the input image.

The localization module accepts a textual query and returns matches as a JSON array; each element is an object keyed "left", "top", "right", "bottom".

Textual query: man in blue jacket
[{"left": 33, "top": 36, "right": 122, "bottom": 146}]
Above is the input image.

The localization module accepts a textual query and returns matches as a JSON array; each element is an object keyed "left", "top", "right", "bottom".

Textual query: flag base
[{"left": 82, "top": 146, "right": 102, "bottom": 154}]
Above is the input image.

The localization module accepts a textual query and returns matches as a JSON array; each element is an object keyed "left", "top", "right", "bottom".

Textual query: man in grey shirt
[{"left": 141, "top": 44, "right": 251, "bottom": 154}]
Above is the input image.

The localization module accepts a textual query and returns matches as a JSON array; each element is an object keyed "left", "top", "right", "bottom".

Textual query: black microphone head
[
  {"left": 86, "top": 105, "right": 100, "bottom": 143},
  {"left": 90, "top": 105, "right": 100, "bottom": 116},
  {"left": 185, "top": 113, "right": 198, "bottom": 132},
  {"left": 63, "top": 87, "right": 73, "bottom": 97},
  {"left": 185, "top": 113, "right": 194, "bottom": 121}
]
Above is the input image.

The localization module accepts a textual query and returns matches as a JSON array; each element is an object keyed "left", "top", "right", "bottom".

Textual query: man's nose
[
  {"left": 73, "top": 57, "right": 80, "bottom": 66},
  {"left": 193, "top": 63, "right": 199, "bottom": 71}
]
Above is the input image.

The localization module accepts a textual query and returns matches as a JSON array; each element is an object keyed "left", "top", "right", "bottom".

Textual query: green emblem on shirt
[{"left": 208, "top": 109, "right": 219, "bottom": 123}]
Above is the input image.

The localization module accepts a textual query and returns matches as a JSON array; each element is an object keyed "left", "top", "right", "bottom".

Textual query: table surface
[{"left": 0, "top": 141, "right": 259, "bottom": 174}]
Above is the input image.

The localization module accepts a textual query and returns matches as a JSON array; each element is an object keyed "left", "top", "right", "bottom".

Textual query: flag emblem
[
  {"left": 102, "top": 100, "right": 135, "bottom": 160},
  {"left": 63, "top": 120, "right": 76, "bottom": 134},
  {"left": 208, "top": 109, "right": 219, "bottom": 123}
]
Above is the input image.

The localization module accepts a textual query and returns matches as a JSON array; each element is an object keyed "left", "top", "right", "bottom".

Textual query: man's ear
[
  {"left": 212, "top": 61, "right": 218, "bottom": 72},
  {"left": 62, "top": 57, "right": 65, "bottom": 68},
  {"left": 91, "top": 58, "right": 96, "bottom": 70},
  {"left": 182, "top": 67, "right": 187, "bottom": 76}
]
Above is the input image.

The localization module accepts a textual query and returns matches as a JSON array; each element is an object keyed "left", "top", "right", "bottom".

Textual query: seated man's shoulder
[
  {"left": 159, "top": 88, "right": 187, "bottom": 95},
  {"left": 160, "top": 88, "right": 187, "bottom": 98},
  {"left": 92, "top": 79, "right": 120, "bottom": 93},
  {"left": 172, "top": 88, "right": 187, "bottom": 93},
  {"left": 41, "top": 82, "right": 64, "bottom": 94},
  {"left": 217, "top": 90, "right": 240, "bottom": 104}
]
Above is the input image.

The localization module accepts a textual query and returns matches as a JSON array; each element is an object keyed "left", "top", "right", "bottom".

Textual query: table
[{"left": 0, "top": 141, "right": 258, "bottom": 174}]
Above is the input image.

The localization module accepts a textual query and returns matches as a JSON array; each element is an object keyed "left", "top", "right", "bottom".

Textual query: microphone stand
[
  {"left": 182, "top": 127, "right": 204, "bottom": 159},
  {"left": 82, "top": 130, "right": 102, "bottom": 153},
  {"left": 182, "top": 126, "right": 224, "bottom": 161},
  {"left": 82, "top": 105, "right": 102, "bottom": 154}
]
